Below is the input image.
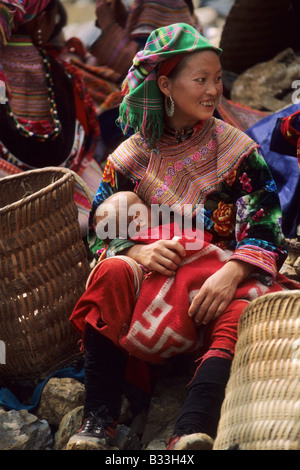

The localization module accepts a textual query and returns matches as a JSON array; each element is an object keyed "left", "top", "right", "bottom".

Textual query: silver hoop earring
[
  {"left": 37, "top": 29, "right": 43, "bottom": 46},
  {"left": 165, "top": 95, "right": 174, "bottom": 117}
]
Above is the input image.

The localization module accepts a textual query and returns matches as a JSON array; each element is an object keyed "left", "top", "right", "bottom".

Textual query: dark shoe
[
  {"left": 66, "top": 408, "right": 117, "bottom": 450},
  {"left": 167, "top": 433, "right": 214, "bottom": 450}
]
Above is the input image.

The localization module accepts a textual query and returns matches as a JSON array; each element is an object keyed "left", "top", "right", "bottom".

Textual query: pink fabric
[{"left": 0, "top": 0, "right": 51, "bottom": 44}]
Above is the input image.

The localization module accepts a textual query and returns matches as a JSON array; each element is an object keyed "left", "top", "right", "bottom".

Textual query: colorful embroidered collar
[{"left": 109, "top": 117, "right": 258, "bottom": 214}]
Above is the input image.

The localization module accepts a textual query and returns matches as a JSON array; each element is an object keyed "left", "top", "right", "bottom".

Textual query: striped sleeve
[
  {"left": 90, "top": 23, "right": 140, "bottom": 76},
  {"left": 229, "top": 244, "right": 279, "bottom": 280},
  {"left": 227, "top": 150, "right": 287, "bottom": 283}
]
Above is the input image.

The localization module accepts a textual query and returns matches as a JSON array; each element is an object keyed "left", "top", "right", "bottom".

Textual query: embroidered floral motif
[
  {"left": 167, "top": 166, "right": 175, "bottom": 177},
  {"left": 265, "top": 179, "right": 277, "bottom": 192},
  {"left": 239, "top": 172, "right": 252, "bottom": 193},
  {"left": 200, "top": 146, "right": 209, "bottom": 157},
  {"left": 159, "top": 146, "right": 215, "bottom": 202},
  {"left": 164, "top": 174, "right": 173, "bottom": 185},
  {"left": 192, "top": 151, "right": 201, "bottom": 162},
  {"left": 155, "top": 187, "right": 164, "bottom": 197},
  {"left": 236, "top": 221, "right": 249, "bottom": 242},
  {"left": 207, "top": 140, "right": 217, "bottom": 151},
  {"left": 252, "top": 208, "right": 265, "bottom": 222},
  {"left": 174, "top": 161, "right": 184, "bottom": 171},
  {"left": 212, "top": 201, "right": 236, "bottom": 237},
  {"left": 216, "top": 124, "right": 225, "bottom": 134},
  {"left": 224, "top": 170, "right": 237, "bottom": 186},
  {"left": 184, "top": 156, "right": 192, "bottom": 165}
]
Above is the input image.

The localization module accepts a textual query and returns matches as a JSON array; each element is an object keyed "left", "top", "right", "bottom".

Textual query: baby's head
[{"left": 94, "top": 191, "right": 152, "bottom": 242}]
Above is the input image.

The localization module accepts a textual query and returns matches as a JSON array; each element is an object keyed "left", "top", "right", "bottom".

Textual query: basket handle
[{"left": 58, "top": 167, "right": 95, "bottom": 206}]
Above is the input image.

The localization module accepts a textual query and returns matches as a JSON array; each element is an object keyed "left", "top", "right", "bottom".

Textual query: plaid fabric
[{"left": 118, "top": 23, "right": 222, "bottom": 143}]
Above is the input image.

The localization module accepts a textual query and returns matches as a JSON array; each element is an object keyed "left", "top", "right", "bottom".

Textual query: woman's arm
[
  {"left": 90, "top": 0, "right": 140, "bottom": 76},
  {"left": 227, "top": 149, "right": 287, "bottom": 279},
  {"left": 189, "top": 149, "right": 287, "bottom": 325}
]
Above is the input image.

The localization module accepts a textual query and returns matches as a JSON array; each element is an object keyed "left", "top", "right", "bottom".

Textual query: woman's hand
[
  {"left": 124, "top": 239, "right": 186, "bottom": 276},
  {"left": 188, "top": 260, "right": 256, "bottom": 325}
]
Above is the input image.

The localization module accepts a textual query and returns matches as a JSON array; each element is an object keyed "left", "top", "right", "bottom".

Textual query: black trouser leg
[
  {"left": 83, "top": 324, "right": 128, "bottom": 421},
  {"left": 174, "top": 356, "right": 232, "bottom": 438}
]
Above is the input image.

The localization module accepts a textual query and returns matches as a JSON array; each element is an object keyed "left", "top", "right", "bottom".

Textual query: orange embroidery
[
  {"left": 212, "top": 201, "right": 236, "bottom": 237},
  {"left": 103, "top": 160, "right": 116, "bottom": 187},
  {"left": 224, "top": 170, "right": 237, "bottom": 187}
]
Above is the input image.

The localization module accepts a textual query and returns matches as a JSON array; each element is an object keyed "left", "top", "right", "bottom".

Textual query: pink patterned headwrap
[{"left": 0, "top": 0, "right": 52, "bottom": 46}]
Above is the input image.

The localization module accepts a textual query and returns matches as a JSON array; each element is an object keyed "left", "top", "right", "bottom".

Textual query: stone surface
[
  {"left": 35, "top": 377, "right": 85, "bottom": 427},
  {"left": 141, "top": 374, "right": 189, "bottom": 450},
  {"left": 58, "top": 406, "right": 142, "bottom": 450},
  {"left": 231, "top": 48, "right": 300, "bottom": 112},
  {"left": 0, "top": 408, "right": 53, "bottom": 450},
  {"left": 54, "top": 405, "right": 84, "bottom": 450}
]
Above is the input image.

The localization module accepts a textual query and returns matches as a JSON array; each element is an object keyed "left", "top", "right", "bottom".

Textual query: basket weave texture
[
  {"left": 213, "top": 290, "right": 300, "bottom": 450},
  {"left": 220, "top": 0, "right": 298, "bottom": 74},
  {"left": 0, "top": 167, "right": 93, "bottom": 384}
]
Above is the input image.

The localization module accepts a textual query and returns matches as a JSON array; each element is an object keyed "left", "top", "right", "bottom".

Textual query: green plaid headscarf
[{"left": 118, "top": 23, "right": 222, "bottom": 143}]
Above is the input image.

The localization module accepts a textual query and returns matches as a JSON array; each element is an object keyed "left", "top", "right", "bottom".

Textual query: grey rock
[
  {"left": 55, "top": 404, "right": 142, "bottom": 450},
  {"left": 54, "top": 405, "right": 84, "bottom": 450},
  {"left": 35, "top": 377, "right": 85, "bottom": 427},
  {"left": 231, "top": 48, "right": 300, "bottom": 112},
  {"left": 0, "top": 408, "right": 52, "bottom": 450},
  {"left": 141, "top": 375, "right": 188, "bottom": 449}
]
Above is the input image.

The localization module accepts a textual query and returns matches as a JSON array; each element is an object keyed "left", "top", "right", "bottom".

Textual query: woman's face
[{"left": 160, "top": 50, "right": 223, "bottom": 130}]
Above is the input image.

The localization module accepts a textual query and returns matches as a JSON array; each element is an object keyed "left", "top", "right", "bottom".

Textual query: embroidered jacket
[{"left": 89, "top": 118, "right": 287, "bottom": 284}]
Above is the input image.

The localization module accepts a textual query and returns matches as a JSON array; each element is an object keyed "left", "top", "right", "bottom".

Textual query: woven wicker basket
[
  {"left": 220, "top": 0, "right": 298, "bottom": 74},
  {"left": 213, "top": 290, "right": 300, "bottom": 450},
  {"left": 0, "top": 167, "right": 94, "bottom": 385}
]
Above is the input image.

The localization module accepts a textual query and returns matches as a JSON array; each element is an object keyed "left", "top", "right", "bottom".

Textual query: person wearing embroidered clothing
[
  {"left": 67, "top": 23, "right": 298, "bottom": 450},
  {"left": 91, "top": 0, "right": 201, "bottom": 77},
  {"left": 0, "top": 0, "right": 102, "bottom": 233}
]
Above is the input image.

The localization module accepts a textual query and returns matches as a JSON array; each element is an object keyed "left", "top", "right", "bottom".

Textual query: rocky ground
[
  {"left": 0, "top": 356, "right": 195, "bottom": 450},
  {"left": 1, "top": 243, "right": 298, "bottom": 451}
]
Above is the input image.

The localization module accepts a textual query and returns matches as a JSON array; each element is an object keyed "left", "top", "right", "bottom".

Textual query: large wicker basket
[
  {"left": 0, "top": 167, "right": 94, "bottom": 385},
  {"left": 213, "top": 290, "right": 300, "bottom": 450}
]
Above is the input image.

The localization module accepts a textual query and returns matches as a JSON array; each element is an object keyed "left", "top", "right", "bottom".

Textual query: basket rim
[
  {"left": 243, "top": 289, "right": 300, "bottom": 306},
  {"left": 0, "top": 166, "right": 93, "bottom": 215}
]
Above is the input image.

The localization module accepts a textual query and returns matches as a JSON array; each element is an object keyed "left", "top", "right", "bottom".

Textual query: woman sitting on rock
[{"left": 67, "top": 23, "right": 298, "bottom": 450}]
